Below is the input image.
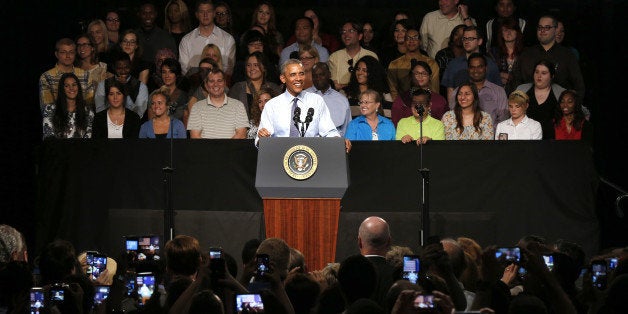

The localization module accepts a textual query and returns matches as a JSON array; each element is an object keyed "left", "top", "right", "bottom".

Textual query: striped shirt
[
  {"left": 187, "top": 95, "right": 249, "bottom": 138},
  {"left": 39, "top": 65, "right": 91, "bottom": 113}
]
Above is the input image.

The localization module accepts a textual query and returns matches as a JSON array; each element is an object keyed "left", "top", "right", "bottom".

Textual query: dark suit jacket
[
  {"left": 92, "top": 108, "right": 141, "bottom": 139},
  {"left": 366, "top": 255, "right": 397, "bottom": 305}
]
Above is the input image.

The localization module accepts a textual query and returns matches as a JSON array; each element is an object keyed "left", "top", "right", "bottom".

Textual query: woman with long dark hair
[
  {"left": 228, "top": 52, "right": 281, "bottom": 116},
  {"left": 489, "top": 17, "right": 524, "bottom": 92},
  {"left": 553, "top": 90, "right": 592, "bottom": 144},
  {"left": 441, "top": 82, "right": 493, "bottom": 140},
  {"left": 343, "top": 55, "right": 391, "bottom": 118},
  {"left": 42, "top": 73, "right": 94, "bottom": 139},
  {"left": 92, "top": 80, "right": 141, "bottom": 139}
]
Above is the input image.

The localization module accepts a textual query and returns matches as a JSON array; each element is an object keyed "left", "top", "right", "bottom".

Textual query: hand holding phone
[
  {"left": 236, "top": 293, "right": 264, "bottom": 313},
  {"left": 256, "top": 254, "right": 271, "bottom": 279},
  {"left": 210, "top": 247, "right": 226, "bottom": 281},
  {"left": 495, "top": 247, "right": 521, "bottom": 264},
  {"left": 30, "top": 287, "right": 45, "bottom": 312},
  {"left": 91, "top": 254, "right": 107, "bottom": 280},
  {"left": 413, "top": 293, "right": 435, "bottom": 310}
]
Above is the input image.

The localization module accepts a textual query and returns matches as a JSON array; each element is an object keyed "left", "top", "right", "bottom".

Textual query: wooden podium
[{"left": 255, "top": 137, "right": 349, "bottom": 271}]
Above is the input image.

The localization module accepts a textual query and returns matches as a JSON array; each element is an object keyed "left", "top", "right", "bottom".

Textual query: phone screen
[
  {"left": 91, "top": 254, "right": 107, "bottom": 280},
  {"left": 236, "top": 293, "right": 264, "bottom": 313},
  {"left": 402, "top": 255, "right": 420, "bottom": 284},
  {"left": 136, "top": 273, "right": 156, "bottom": 306},
  {"left": 592, "top": 262, "right": 607, "bottom": 289},
  {"left": 50, "top": 287, "right": 65, "bottom": 302},
  {"left": 256, "top": 254, "right": 270, "bottom": 277},
  {"left": 413, "top": 294, "right": 435, "bottom": 309},
  {"left": 210, "top": 248, "right": 223, "bottom": 259},
  {"left": 543, "top": 254, "right": 554, "bottom": 271},
  {"left": 93, "top": 285, "right": 111, "bottom": 305},
  {"left": 30, "top": 287, "right": 44, "bottom": 313},
  {"left": 608, "top": 258, "right": 618, "bottom": 270},
  {"left": 495, "top": 247, "right": 520, "bottom": 263},
  {"left": 125, "top": 235, "right": 161, "bottom": 264}
]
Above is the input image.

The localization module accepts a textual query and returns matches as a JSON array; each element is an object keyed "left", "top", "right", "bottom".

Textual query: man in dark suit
[{"left": 358, "top": 216, "right": 397, "bottom": 304}]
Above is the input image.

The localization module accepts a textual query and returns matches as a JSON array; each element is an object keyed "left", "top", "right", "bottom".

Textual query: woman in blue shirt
[
  {"left": 345, "top": 89, "right": 395, "bottom": 140},
  {"left": 139, "top": 86, "right": 187, "bottom": 138}
]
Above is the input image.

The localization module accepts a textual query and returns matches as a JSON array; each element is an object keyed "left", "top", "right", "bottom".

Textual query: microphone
[
  {"left": 416, "top": 105, "right": 425, "bottom": 120},
  {"left": 304, "top": 108, "right": 314, "bottom": 134},
  {"left": 168, "top": 103, "right": 177, "bottom": 115},
  {"left": 293, "top": 106, "right": 301, "bottom": 135}
]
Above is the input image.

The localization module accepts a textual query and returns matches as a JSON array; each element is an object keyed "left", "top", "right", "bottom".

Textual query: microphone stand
[
  {"left": 163, "top": 108, "right": 176, "bottom": 242},
  {"left": 417, "top": 108, "right": 430, "bottom": 246}
]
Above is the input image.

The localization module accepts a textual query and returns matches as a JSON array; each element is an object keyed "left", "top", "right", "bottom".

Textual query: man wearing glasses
[
  {"left": 328, "top": 19, "right": 378, "bottom": 91},
  {"left": 510, "top": 15, "right": 584, "bottom": 103}
]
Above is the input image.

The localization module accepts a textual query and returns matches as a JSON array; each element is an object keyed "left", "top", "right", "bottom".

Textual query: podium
[{"left": 255, "top": 137, "right": 349, "bottom": 271}]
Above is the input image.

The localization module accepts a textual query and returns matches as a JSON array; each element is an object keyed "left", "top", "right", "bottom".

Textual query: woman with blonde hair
[
  {"left": 88, "top": 19, "right": 111, "bottom": 63},
  {"left": 139, "top": 86, "right": 187, "bottom": 138},
  {"left": 298, "top": 44, "right": 319, "bottom": 90},
  {"left": 495, "top": 90, "right": 542, "bottom": 140},
  {"left": 164, "top": 0, "right": 192, "bottom": 48}
]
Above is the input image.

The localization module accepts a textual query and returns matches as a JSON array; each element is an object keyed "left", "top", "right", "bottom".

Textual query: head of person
[
  {"left": 0, "top": 225, "right": 28, "bottom": 264},
  {"left": 385, "top": 280, "right": 423, "bottom": 313},
  {"left": 106, "top": 79, "right": 128, "bottom": 109},
  {"left": 55, "top": 38, "right": 77, "bottom": 67},
  {"left": 462, "top": 25, "right": 484, "bottom": 54},
  {"left": 75, "top": 34, "right": 97, "bottom": 63},
  {"left": 340, "top": 20, "right": 363, "bottom": 48},
  {"left": 303, "top": 8, "right": 321, "bottom": 30},
  {"left": 454, "top": 82, "right": 483, "bottom": 133},
  {"left": 533, "top": 59, "right": 555, "bottom": 89},
  {"left": 241, "top": 29, "right": 265, "bottom": 56},
  {"left": 537, "top": 15, "right": 558, "bottom": 46},
  {"left": 298, "top": 44, "right": 319, "bottom": 72},
  {"left": 195, "top": 0, "right": 215, "bottom": 26},
  {"left": 556, "top": 89, "right": 585, "bottom": 128},
  {"left": 241, "top": 238, "right": 262, "bottom": 266},
  {"left": 498, "top": 17, "right": 524, "bottom": 52},
  {"left": 404, "top": 28, "right": 421, "bottom": 52},
  {"left": 294, "top": 17, "right": 315, "bottom": 45},
  {"left": 88, "top": 19, "right": 109, "bottom": 51},
  {"left": 288, "top": 247, "right": 306, "bottom": 272},
  {"left": 467, "top": 52, "right": 488, "bottom": 83},
  {"left": 256, "top": 238, "right": 291, "bottom": 281},
  {"left": 201, "top": 43, "right": 223, "bottom": 69},
  {"left": 111, "top": 50, "right": 133, "bottom": 82},
  {"left": 138, "top": 2, "right": 158, "bottom": 30},
  {"left": 252, "top": 1, "right": 276, "bottom": 28},
  {"left": 312, "top": 62, "right": 332, "bottom": 91},
  {"left": 284, "top": 272, "right": 321, "bottom": 313},
  {"left": 188, "top": 289, "right": 225, "bottom": 314},
  {"left": 410, "top": 60, "right": 432, "bottom": 89},
  {"left": 213, "top": 1, "right": 232, "bottom": 29},
  {"left": 165, "top": 0, "right": 191, "bottom": 31},
  {"left": 508, "top": 90, "right": 529, "bottom": 120},
  {"left": 495, "top": 0, "right": 517, "bottom": 18},
  {"left": 439, "top": 0, "right": 460, "bottom": 16},
  {"left": 457, "top": 237, "right": 482, "bottom": 264},
  {"left": 197, "top": 57, "right": 219, "bottom": 81},
  {"left": 348, "top": 56, "right": 389, "bottom": 97},
  {"left": 162, "top": 54, "right": 183, "bottom": 79},
  {"left": 338, "top": 254, "right": 378, "bottom": 304},
  {"left": 250, "top": 87, "right": 276, "bottom": 126},
  {"left": 120, "top": 29, "right": 142, "bottom": 57},
  {"left": 149, "top": 86, "right": 172, "bottom": 118},
  {"left": 393, "top": 10, "right": 410, "bottom": 22},
  {"left": 358, "top": 216, "right": 391, "bottom": 255},
  {"left": 204, "top": 68, "right": 227, "bottom": 98},
  {"left": 391, "top": 19, "right": 411, "bottom": 45},
  {"left": 154, "top": 48, "right": 177, "bottom": 71},
  {"left": 246, "top": 51, "right": 268, "bottom": 81},
  {"left": 411, "top": 88, "right": 432, "bottom": 120},
  {"left": 36, "top": 239, "right": 80, "bottom": 285},
  {"left": 556, "top": 21, "right": 565, "bottom": 44},
  {"left": 449, "top": 24, "right": 466, "bottom": 48},
  {"left": 165, "top": 235, "right": 202, "bottom": 277},
  {"left": 105, "top": 10, "right": 121, "bottom": 32},
  {"left": 280, "top": 59, "right": 305, "bottom": 96},
  {"left": 440, "top": 238, "right": 467, "bottom": 279},
  {"left": 385, "top": 246, "right": 414, "bottom": 271},
  {"left": 358, "top": 89, "right": 382, "bottom": 118},
  {"left": 55, "top": 73, "right": 86, "bottom": 116},
  {"left": 362, "top": 21, "right": 375, "bottom": 44},
  {"left": 508, "top": 294, "right": 548, "bottom": 314}
]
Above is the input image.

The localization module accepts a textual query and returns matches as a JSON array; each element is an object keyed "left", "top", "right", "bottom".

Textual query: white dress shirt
[
  {"left": 178, "top": 26, "right": 236, "bottom": 75},
  {"left": 495, "top": 115, "right": 542, "bottom": 140}
]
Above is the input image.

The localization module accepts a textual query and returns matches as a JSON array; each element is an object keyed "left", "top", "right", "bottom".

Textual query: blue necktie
[{"left": 290, "top": 97, "right": 300, "bottom": 137}]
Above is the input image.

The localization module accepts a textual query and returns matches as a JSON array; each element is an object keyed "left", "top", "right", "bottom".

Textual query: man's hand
[
  {"left": 345, "top": 138, "right": 352, "bottom": 153},
  {"left": 258, "top": 128, "right": 271, "bottom": 137}
]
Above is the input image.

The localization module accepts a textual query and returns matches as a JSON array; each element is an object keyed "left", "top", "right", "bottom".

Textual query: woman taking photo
[
  {"left": 342, "top": 55, "right": 392, "bottom": 118},
  {"left": 515, "top": 59, "right": 565, "bottom": 139},
  {"left": 228, "top": 52, "right": 281, "bottom": 117},
  {"left": 93, "top": 80, "right": 141, "bottom": 139},
  {"left": 391, "top": 60, "right": 447, "bottom": 126},
  {"left": 396, "top": 88, "right": 445, "bottom": 144},
  {"left": 553, "top": 89, "right": 592, "bottom": 144},
  {"left": 42, "top": 73, "right": 94, "bottom": 139},
  {"left": 442, "top": 82, "right": 493, "bottom": 140},
  {"left": 247, "top": 87, "right": 278, "bottom": 139},
  {"left": 345, "top": 89, "right": 395, "bottom": 141},
  {"left": 494, "top": 90, "right": 542, "bottom": 140},
  {"left": 139, "top": 86, "right": 187, "bottom": 139}
]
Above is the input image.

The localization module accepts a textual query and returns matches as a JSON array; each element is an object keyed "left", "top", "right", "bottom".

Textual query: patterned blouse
[
  {"left": 442, "top": 110, "right": 494, "bottom": 140},
  {"left": 42, "top": 104, "right": 94, "bottom": 139}
]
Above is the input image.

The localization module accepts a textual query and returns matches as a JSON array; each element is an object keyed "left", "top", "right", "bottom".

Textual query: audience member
[
  {"left": 345, "top": 89, "right": 395, "bottom": 141},
  {"left": 361, "top": 21, "right": 379, "bottom": 52},
  {"left": 448, "top": 53, "right": 509, "bottom": 127},
  {"left": 233, "top": 29, "right": 281, "bottom": 85},
  {"left": 441, "top": 25, "right": 502, "bottom": 102},
  {"left": 247, "top": 87, "right": 277, "bottom": 139},
  {"left": 279, "top": 17, "right": 329, "bottom": 66},
  {"left": 147, "top": 47, "right": 178, "bottom": 92},
  {"left": 297, "top": 44, "right": 319, "bottom": 90},
  {"left": 251, "top": 1, "right": 284, "bottom": 57},
  {"left": 343, "top": 55, "right": 392, "bottom": 118},
  {"left": 396, "top": 88, "right": 446, "bottom": 144},
  {"left": 105, "top": 10, "right": 122, "bottom": 46},
  {"left": 228, "top": 51, "right": 281, "bottom": 116},
  {"left": 164, "top": 0, "right": 193, "bottom": 48},
  {"left": 489, "top": 17, "right": 524, "bottom": 94},
  {"left": 485, "top": 0, "right": 527, "bottom": 48},
  {"left": 0, "top": 225, "right": 30, "bottom": 313},
  {"left": 140, "top": 86, "right": 187, "bottom": 139},
  {"left": 179, "top": 0, "right": 236, "bottom": 75},
  {"left": 442, "top": 82, "right": 494, "bottom": 140},
  {"left": 510, "top": 15, "right": 585, "bottom": 103},
  {"left": 434, "top": 24, "right": 465, "bottom": 95},
  {"left": 184, "top": 58, "right": 219, "bottom": 126},
  {"left": 515, "top": 59, "right": 565, "bottom": 139},
  {"left": 88, "top": 19, "right": 112, "bottom": 59},
  {"left": 95, "top": 51, "right": 149, "bottom": 118},
  {"left": 328, "top": 19, "right": 379, "bottom": 91},
  {"left": 117, "top": 29, "right": 151, "bottom": 85},
  {"left": 307, "top": 62, "right": 352, "bottom": 136},
  {"left": 214, "top": 2, "right": 237, "bottom": 40},
  {"left": 555, "top": 19, "right": 579, "bottom": 60},
  {"left": 165, "top": 235, "right": 202, "bottom": 279},
  {"left": 420, "top": 0, "right": 476, "bottom": 58},
  {"left": 387, "top": 28, "right": 440, "bottom": 100},
  {"left": 93, "top": 79, "right": 141, "bottom": 138},
  {"left": 495, "top": 90, "right": 542, "bottom": 140},
  {"left": 338, "top": 254, "right": 378, "bottom": 307},
  {"left": 188, "top": 68, "right": 248, "bottom": 138},
  {"left": 0, "top": 225, "right": 28, "bottom": 264},
  {"left": 136, "top": 2, "right": 177, "bottom": 64},
  {"left": 39, "top": 38, "right": 92, "bottom": 114},
  {"left": 75, "top": 33, "right": 111, "bottom": 108},
  {"left": 378, "top": 19, "right": 411, "bottom": 70},
  {"left": 285, "top": 8, "right": 342, "bottom": 54},
  {"left": 553, "top": 89, "right": 592, "bottom": 144},
  {"left": 392, "top": 60, "right": 447, "bottom": 126},
  {"left": 357, "top": 216, "right": 396, "bottom": 304},
  {"left": 285, "top": 272, "right": 320, "bottom": 314},
  {"left": 42, "top": 73, "right": 94, "bottom": 139}
]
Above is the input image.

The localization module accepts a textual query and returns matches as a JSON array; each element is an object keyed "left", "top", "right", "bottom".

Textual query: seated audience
[
  {"left": 75, "top": 33, "right": 111, "bottom": 108},
  {"left": 95, "top": 51, "right": 149, "bottom": 118},
  {"left": 489, "top": 17, "right": 524, "bottom": 94},
  {"left": 378, "top": 19, "right": 411, "bottom": 70},
  {"left": 117, "top": 29, "right": 151, "bottom": 85},
  {"left": 251, "top": 1, "right": 285, "bottom": 58},
  {"left": 434, "top": 24, "right": 465, "bottom": 96},
  {"left": 342, "top": 55, "right": 392, "bottom": 118},
  {"left": 248, "top": 87, "right": 279, "bottom": 139},
  {"left": 42, "top": 73, "right": 94, "bottom": 139},
  {"left": 151, "top": 58, "right": 189, "bottom": 122},
  {"left": 147, "top": 48, "right": 177, "bottom": 93},
  {"left": 345, "top": 89, "right": 395, "bottom": 141},
  {"left": 396, "top": 88, "right": 445, "bottom": 144},
  {"left": 284, "top": 8, "right": 341, "bottom": 54},
  {"left": 485, "top": 0, "right": 527, "bottom": 48},
  {"left": 93, "top": 79, "right": 141, "bottom": 138},
  {"left": 228, "top": 51, "right": 281, "bottom": 117},
  {"left": 307, "top": 62, "right": 352, "bottom": 135},
  {"left": 442, "top": 82, "right": 494, "bottom": 140},
  {"left": 140, "top": 86, "right": 187, "bottom": 139},
  {"left": 553, "top": 89, "right": 593, "bottom": 144},
  {"left": 297, "top": 44, "right": 320, "bottom": 90},
  {"left": 495, "top": 90, "right": 542, "bottom": 140}
]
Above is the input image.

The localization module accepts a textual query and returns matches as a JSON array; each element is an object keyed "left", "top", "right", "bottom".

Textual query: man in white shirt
[
  {"left": 178, "top": 0, "right": 236, "bottom": 75},
  {"left": 420, "top": 0, "right": 475, "bottom": 58}
]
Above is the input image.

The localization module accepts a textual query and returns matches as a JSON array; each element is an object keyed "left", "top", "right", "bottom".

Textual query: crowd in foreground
[{"left": 1, "top": 218, "right": 626, "bottom": 314}]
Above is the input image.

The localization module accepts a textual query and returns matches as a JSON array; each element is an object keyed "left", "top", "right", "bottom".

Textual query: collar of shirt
[
  {"left": 436, "top": 10, "right": 461, "bottom": 21},
  {"left": 194, "top": 26, "right": 217, "bottom": 38},
  {"left": 283, "top": 90, "right": 304, "bottom": 103},
  {"left": 506, "top": 115, "right": 529, "bottom": 126},
  {"left": 206, "top": 94, "right": 228, "bottom": 107}
]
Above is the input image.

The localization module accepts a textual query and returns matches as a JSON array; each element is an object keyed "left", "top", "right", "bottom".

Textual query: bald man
[{"left": 357, "top": 216, "right": 396, "bottom": 304}]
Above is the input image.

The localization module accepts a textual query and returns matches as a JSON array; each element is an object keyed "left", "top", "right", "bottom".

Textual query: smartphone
[
  {"left": 135, "top": 272, "right": 156, "bottom": 307},
  {"left": 402, "top": 255, "right": 420, "bottom": 284},
  {"left": 608, "top": 257, "right": 618, "bottom": 271},
  {"left": 542, "top": 254, "right": 555, "bottom": 272},
  {"left": 256, "top": 253, "right": 270, "bottom": 277},
  {"left": 517, "top": 266, "right": 527, "bottom": 279},
  {"left": 125, "top": 235, "right": 161, "bottom": 263},
  {"left": 495, "top": 247, "right": 521, "bottom": 263},
  {"left": 30, "top": 287, "right": 45, "bottom": 313},
  {"left": 210, "top": 247, "right": 226, "bottom": 278},
  {"left": 91, "top": 253, "right": 107, "bottom": 280},
  {"left": 413, "top": 294, "right": 435, "bottom": 309},
  {"left": 236, "top": 293, "right": 264, "bottom": 313},
  {"left": 49, "top": 283, "right": 68, "bottom": 304},
  {"left": 125, "top": 271, "right": 137, "bottom": 297},
  {"left": 93, "top": 285, "right": 110, "bottom": 306},
  {"left": 85, "top": 251, "right": 99, "bottom": 276},
  {"left": 591, "top": 261, "right": 608, "bottom": 290}
]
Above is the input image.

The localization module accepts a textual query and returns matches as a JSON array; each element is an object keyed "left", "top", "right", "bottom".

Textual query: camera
[
  {"left": 591, "top": 261, "right": 608, "bottom": 290},
  {"left": 91, "top": 253, "right": 108, "bottom": 280},
  {"left": 495, "top": 247, "right": 520, "bottom": 264},
  {"left": 30, "top": 287, "right": 44, "bottom": 313},
  {"left": 256, "top": 253, "right": 270, "bottom": 278},
  {"left": 413, "top": 294, "right": 435, "bottom": 309},
  {"left": 135, "top": 272, "right": 156, "bottom": 307},
  {"left": 402, "top": 255, "right": 420, "bottom": 284},
  {"left": 210, "top": 247, "right": 226, "bottom": 279},
  {"left": 49, "top": 283, "right": 69, "bottom": 304},
  {"left": 542, "top": 254, "right": 554, "bottom": 272},
  {"left": 236, "top": 293, "right": 264, "bottom": 313}
]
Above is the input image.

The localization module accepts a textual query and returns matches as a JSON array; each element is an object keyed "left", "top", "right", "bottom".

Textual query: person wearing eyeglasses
[
  {"left": 328, "top": 19, "right": 379, "bottom": 91},
  {"left": 509, "top": 15, "right": 584, "bottom": 104},
  {"left": 105, "top": 10, "right": 121, "bottom": 46},
  {"left": 345, "top": 90, "right": 395, "bottom": 141},
  {"left": 297, "top": 44, "right": 320, "bottom": 90},
  {"left": 386, "top": 28, "right": 439, "bottom": 101},
  {"left": 75, "top": 33, "right": 112, "bottom": 109},
  {"left": 395, "top": 89, "right": 445, "bottom": 144},
  {"left": 441, "top": 25, "right": 502, "bottom": 103}
]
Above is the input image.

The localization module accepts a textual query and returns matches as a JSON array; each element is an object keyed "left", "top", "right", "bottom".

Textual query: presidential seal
[{"left": 283, "top": 145, "right": 318, "bottom": 180}]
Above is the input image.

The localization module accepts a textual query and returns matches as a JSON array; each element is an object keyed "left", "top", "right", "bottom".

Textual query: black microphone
[
  {"left": 169, "top": 103, "right": 177, "bottom": 115},
  {"left": 293, "top": 106, "right": 301, "bottom": 133},
  {"left": 416, "top": 105, "right": 425, "bottom": 117},
  {"left": 304, "top": 108, "right": 314, "bottom": 134}
]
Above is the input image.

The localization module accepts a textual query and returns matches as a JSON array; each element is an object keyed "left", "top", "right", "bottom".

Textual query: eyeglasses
[
  {"left": 537, "top": 25, "right": 556, "bottom": 32},
  {"left": 215, "top": 11, "right": 229, "bottom": 17},
  {"left": 122, "top": 40, "right": 137, "bottom": 45},
  {"left": 462, "top": 37, "right": 478, "bottom": 42},
  {"left": 77, "top": 42, "right": 92, "bottom": 47},
  {"left": 412, "top": 71, "right": 429, "bottom": 77},
  {"left": 358, "top": 100, "right": 377, "bottom": 105},
  {"left": 340, "top": 29, "right": 357, "bottom": 35},
  {"left": 348, "top": 59, "right": 354, "bottom": 73},
  {"left": 405, "top": 35, "right": 420, "bottom": 41},
  {"left": 106, "top": 18, "right": 120, "bottom": 22}
]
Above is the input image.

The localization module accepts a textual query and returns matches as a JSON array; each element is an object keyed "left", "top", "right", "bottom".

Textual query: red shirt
[{"left": 554, "top": 118, "right": 583, "bottom": 140}]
